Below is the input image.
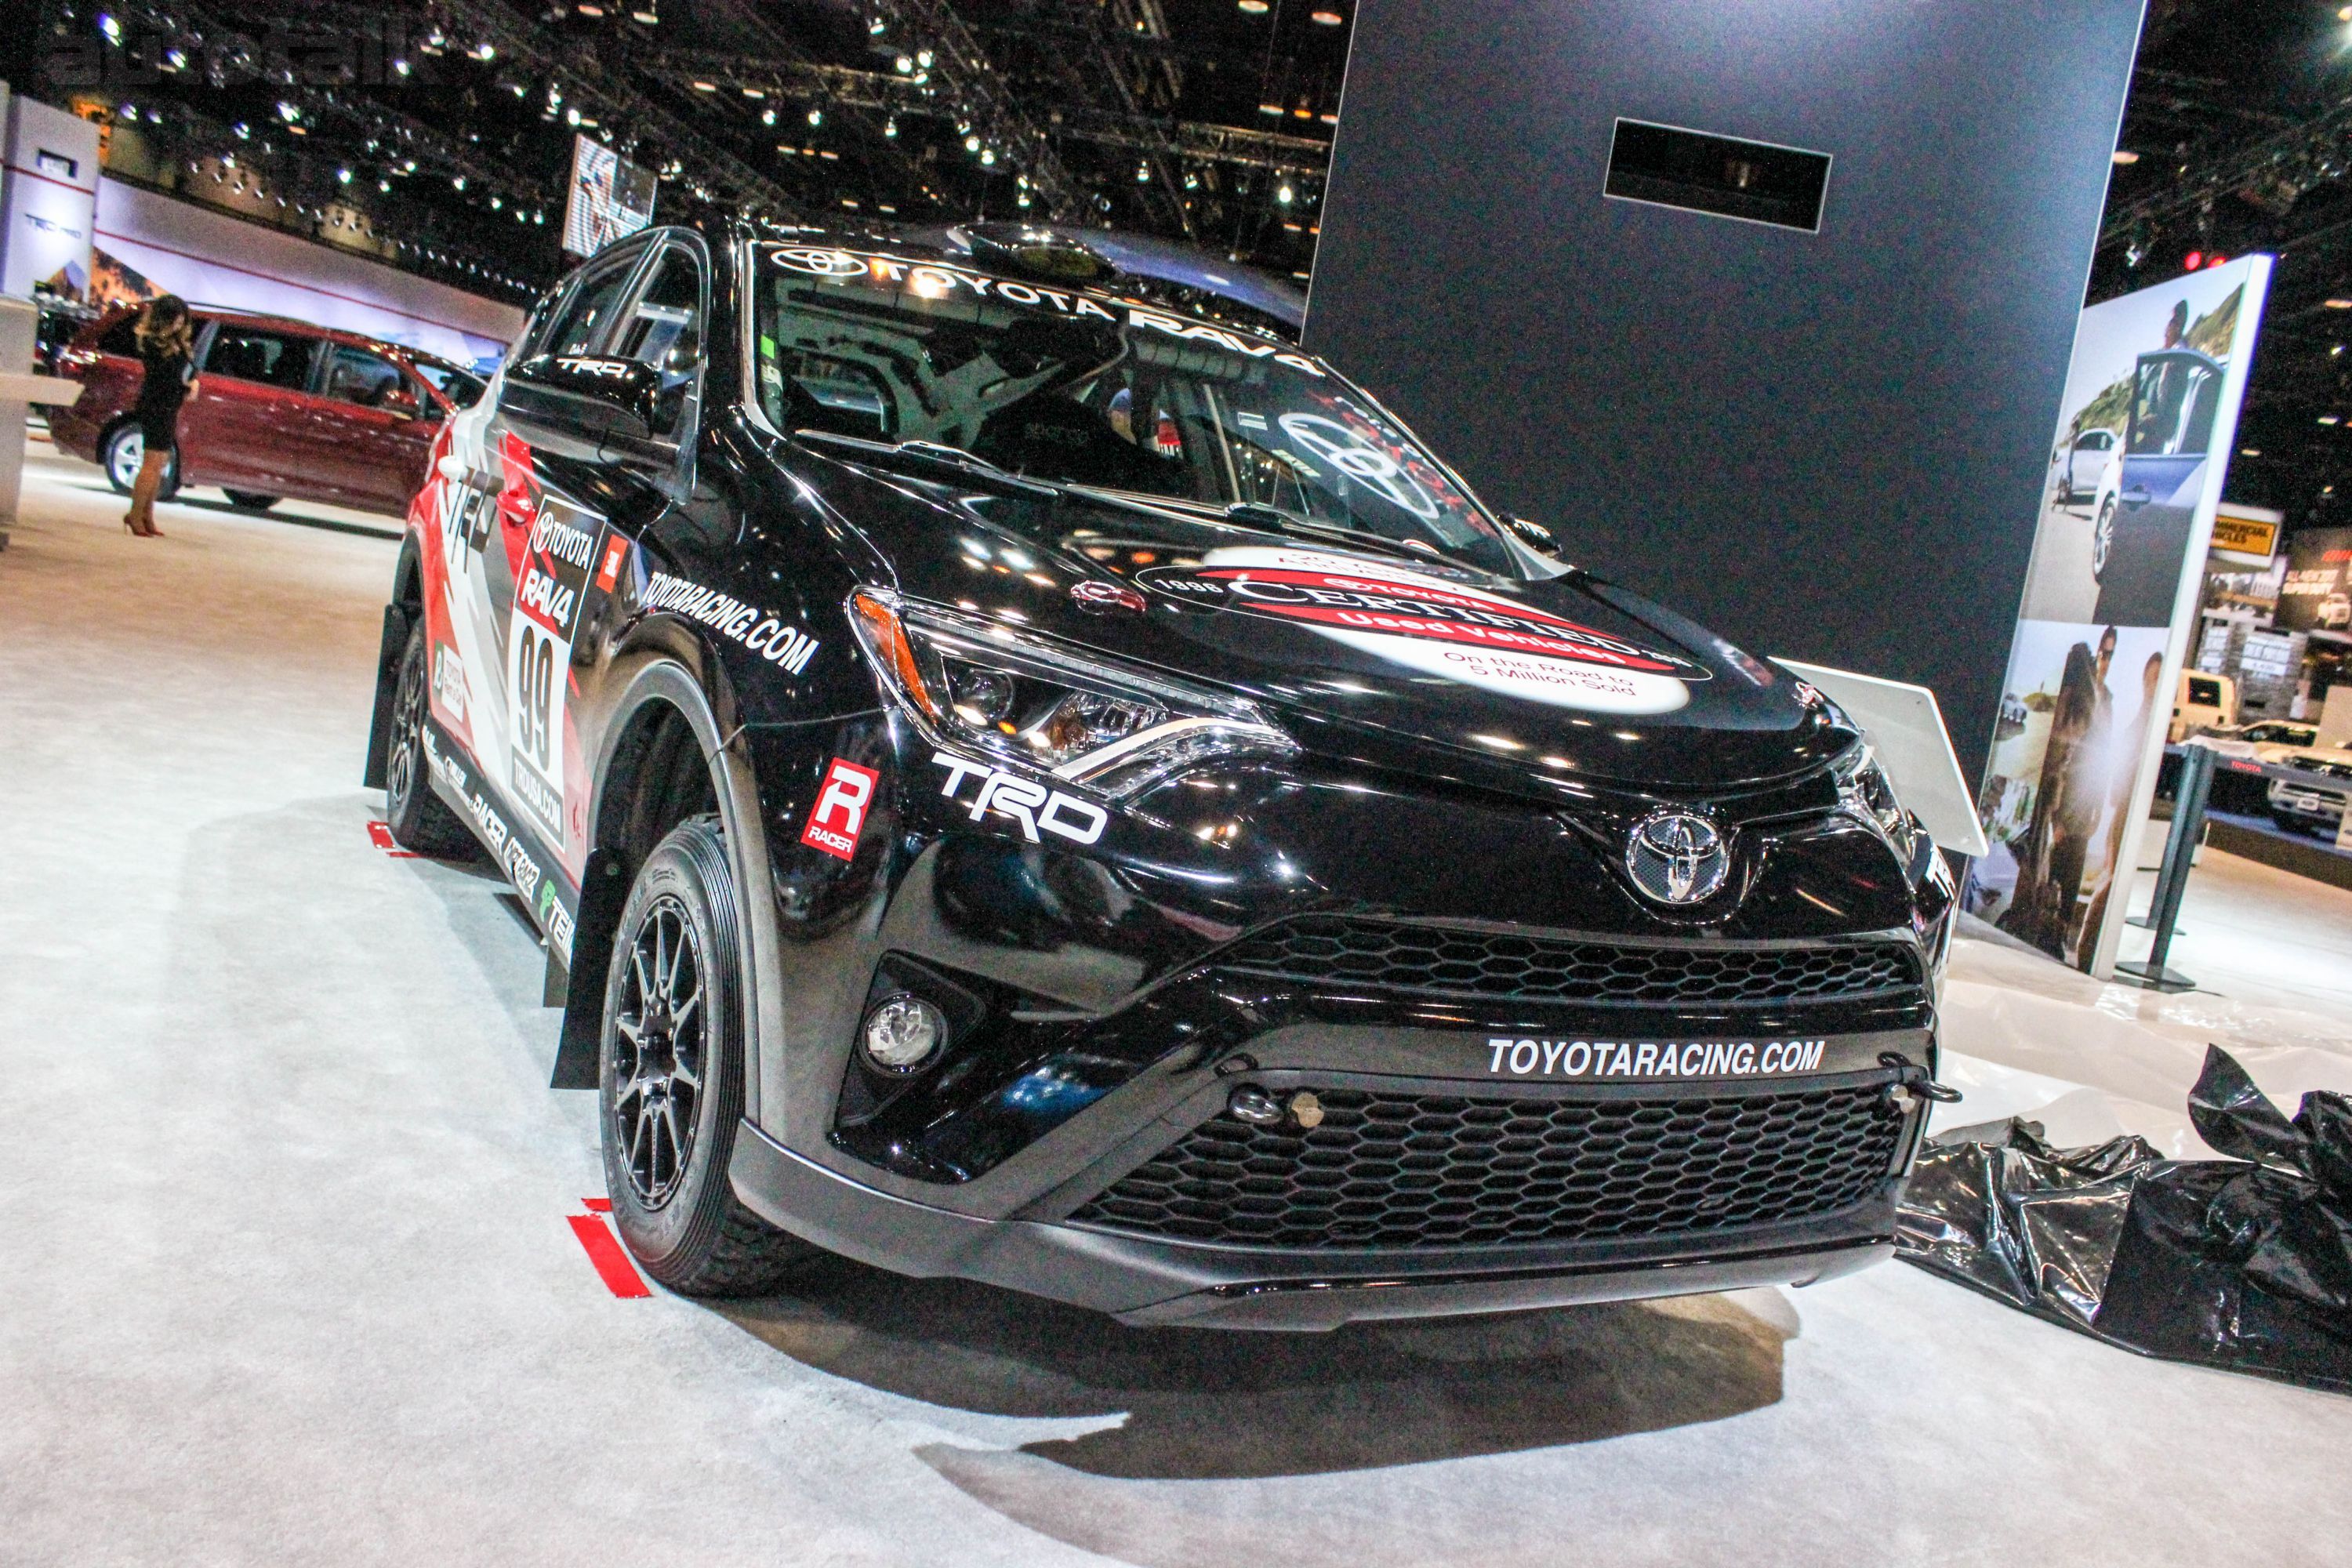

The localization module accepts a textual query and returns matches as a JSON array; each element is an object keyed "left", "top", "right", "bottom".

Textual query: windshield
[{"left": 753, "top": 243, "right": 1514, "bottom": 573}]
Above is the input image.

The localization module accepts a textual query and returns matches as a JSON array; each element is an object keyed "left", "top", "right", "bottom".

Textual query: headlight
[
  {"left": 1832, "top": 741, "right": 1911, "bottom": 845},
  {"left": 848, "top": 589, "right": 1297, "bottom": 798}
]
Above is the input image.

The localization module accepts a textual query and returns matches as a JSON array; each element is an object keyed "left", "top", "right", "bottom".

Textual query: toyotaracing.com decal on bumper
[{"left": 1486, "top": 1036, "right": 1828, "bottom": 1080}]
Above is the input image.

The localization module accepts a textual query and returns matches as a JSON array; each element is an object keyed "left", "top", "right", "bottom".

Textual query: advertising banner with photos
[
  {"left": 1966, "top": 256, "right": 2271, "bottom": 976},
  {"left": 561, "top": 136, "right": 657, "bottom": 259},
  {"left": 2275, "top": 526, "right": 2352, "bottom": 637}
]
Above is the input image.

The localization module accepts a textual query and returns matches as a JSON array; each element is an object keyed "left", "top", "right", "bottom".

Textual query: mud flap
[{"left": 361, "top": 601, "right": 412, "bottom": 789}]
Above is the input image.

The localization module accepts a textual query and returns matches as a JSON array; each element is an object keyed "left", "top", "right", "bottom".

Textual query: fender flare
[{"left": 550, "top": 658, "right": 788, "bottom": 1139}]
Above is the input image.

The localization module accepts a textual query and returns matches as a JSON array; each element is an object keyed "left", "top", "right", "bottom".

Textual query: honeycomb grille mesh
[
  {"left": 1214, "top": 916, "right": 1919, "bottom": 1006},
  {"left": 1072, "top": 1083, "right": 1903, "bottom": 1249}
]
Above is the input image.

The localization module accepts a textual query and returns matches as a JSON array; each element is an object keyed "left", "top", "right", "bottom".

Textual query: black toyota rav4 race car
[{"left": 365, "top": 222, "right": 1957, "bottom": 1328}]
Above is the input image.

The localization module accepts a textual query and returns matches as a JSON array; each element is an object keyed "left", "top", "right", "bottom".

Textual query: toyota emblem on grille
[{"left": 1625, "top": 811, "right": 1730, "bottom": 906}]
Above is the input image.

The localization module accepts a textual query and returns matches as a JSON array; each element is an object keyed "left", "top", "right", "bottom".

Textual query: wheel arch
[{"left": 551, "top": 659, "right": 787, "bottom": 1137}]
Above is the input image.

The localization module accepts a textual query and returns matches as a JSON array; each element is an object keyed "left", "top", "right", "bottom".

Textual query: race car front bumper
[{"left": 731, "top": 1114, "right": 1899, "bottom": 1328}]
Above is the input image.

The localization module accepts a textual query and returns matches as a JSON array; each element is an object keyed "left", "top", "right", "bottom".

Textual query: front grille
[
  {"left": 1073, "top": 1083, "right": 1903, "bottom": 1249},
  {"left": 1213, "top": 916, "right": 1919, "bottom": 1007}
]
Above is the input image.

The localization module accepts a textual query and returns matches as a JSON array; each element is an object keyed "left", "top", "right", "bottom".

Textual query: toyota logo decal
[{"left": 1624, "top": 811, "right": 1730, "bottom": 906}]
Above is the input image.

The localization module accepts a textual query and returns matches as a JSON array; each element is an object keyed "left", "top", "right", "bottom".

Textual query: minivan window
[
  {"left": 322, "top": 346, "right": 407, "bottom": 409},
  {"left": 205, "top": 328, "right": 314, "bottom": 390}
]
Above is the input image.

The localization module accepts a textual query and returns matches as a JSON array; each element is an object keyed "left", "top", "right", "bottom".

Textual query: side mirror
[
  {"left": 1504, "top": 515, "right": 1566, "bottom": 560},
  {"left": 503, "top": 353, "right": 675, "bottom": 467}
]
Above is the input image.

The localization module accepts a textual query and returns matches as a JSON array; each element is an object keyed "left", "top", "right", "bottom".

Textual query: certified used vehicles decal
[
  {"left": 1486, "top": 1035, "right": 1828, "bottom": 1080},
  {"left": 1140, "top": 547, "right": 1706, "bottom": 715}
]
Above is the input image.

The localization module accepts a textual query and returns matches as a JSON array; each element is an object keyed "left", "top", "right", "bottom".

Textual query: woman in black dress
[{"left": 125, "top": 295, "right": 197, "bottom": 538}]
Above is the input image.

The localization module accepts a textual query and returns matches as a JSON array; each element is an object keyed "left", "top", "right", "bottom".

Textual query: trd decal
[
  {"left": 801, "top": 758, "right": 880, "bottom": 861},
  {"left": 931, "top": 753, "right": 1108, "bottom": 846}
]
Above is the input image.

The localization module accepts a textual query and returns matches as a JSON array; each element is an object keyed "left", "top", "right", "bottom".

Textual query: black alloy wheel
[
  {"left": 383, "top": 619, "right": 475, "bottom": 856},
  {"left": 598, "top": 815, "right": 814, "bottom": 1294},
  {"left": 611, "top": 895, "right": 706, "bottom": 1208}
]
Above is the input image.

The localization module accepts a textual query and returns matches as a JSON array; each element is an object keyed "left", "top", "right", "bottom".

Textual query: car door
[
  {"left": 434, "top": 241, "right": 660, "bottom": 874},
  {"left": 312, "top": 343, "right": 443, "bottom": 513},
  {"left": 2095, "top": 350, "right": 2222, "bottom": 626},
  {"left": 178, "top": 323, "right": 321, "bottom": 493},
  {"left": 2068, "top": 429, "right": 2111, "bottom": 494}
]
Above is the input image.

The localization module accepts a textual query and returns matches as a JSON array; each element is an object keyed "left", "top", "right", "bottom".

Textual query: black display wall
[{"left": 1305, "top": 0, "right": 2147, "bottom": 779}]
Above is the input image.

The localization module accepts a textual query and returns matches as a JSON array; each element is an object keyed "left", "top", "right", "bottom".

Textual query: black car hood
[{"left": 811, "top": 456, "right": 1853, "bottom": 795}]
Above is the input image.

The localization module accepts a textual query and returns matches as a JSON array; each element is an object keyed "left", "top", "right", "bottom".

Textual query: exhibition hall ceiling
[{"left": 20, "top": 0, "right": 2352, "bottom": 524}]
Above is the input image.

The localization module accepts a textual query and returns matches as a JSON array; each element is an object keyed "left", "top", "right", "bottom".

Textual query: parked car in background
[
  {"left": 2169, "top": 669, "right": 2237, "bottom": 742},
  {"left": 2266, "top": 746, "right": 2352, "bottom": 837},
  {"left": 50, "top": 306, "right": 488, "bottom": 517},
  {"left": 2054, "top": 426, "right": 2116, "bottom": 506},
  {"left": 2197, "top": 719, "right": 2320, "bottom": 762}
]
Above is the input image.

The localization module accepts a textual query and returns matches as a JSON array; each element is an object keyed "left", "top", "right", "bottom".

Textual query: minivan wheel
[
  {"left": 223, "top": 490, "right": 279, "bottom": 511},
  {"left": 100, "top": 423, "right": 179, "bottom": 499},
  {"left": 601, "top": 816, "right": 816, "bottom": 1295},
  {"left": 383, "top": 619, "right": 476, "bottom": 857}
]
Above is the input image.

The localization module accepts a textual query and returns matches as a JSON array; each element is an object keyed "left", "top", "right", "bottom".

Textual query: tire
[
  {"left": 383, "top": 618, "right": 477, "bottom": 856},
  {"left": 101, "top": 423, "right": 180, "bottom": 499},
  {"left": 2091, "top": 496, "right": 2116, "bottom": 581},
  {"left": 223, "top": 489, "right": 280, "bottom": 511},
  {"left": 601, "top": 816, "right": 815, "bottom": 1295}
]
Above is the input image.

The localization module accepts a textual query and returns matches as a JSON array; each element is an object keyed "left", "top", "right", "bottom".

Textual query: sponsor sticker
[
  {"left": 1484, "top": 1036, "right": 1829, "bottom": 1081},
  {"left": 596, "top": 534, "right": 629, "bottom": 592},
  {"left": 644, "top": 572, "right": 820, "bottom": 673},
  {"left": 801, "top": 758, "right": 880, "bottom": 861},
  {"left": 1138, "top": 547, "right": 1704, "bottom": 714},
  {"left": 931, "top": 752, "right": 1109, "bottom": 846}
]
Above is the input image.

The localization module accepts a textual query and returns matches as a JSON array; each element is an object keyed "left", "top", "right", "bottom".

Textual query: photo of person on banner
[{"left": 1967, "top": 256, "right": 2274, "bottom": 976}]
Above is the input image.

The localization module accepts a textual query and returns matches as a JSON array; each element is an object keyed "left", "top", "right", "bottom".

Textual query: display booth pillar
[{"left": 1305, "top": 0, "right": 2148, "bottom": 778}]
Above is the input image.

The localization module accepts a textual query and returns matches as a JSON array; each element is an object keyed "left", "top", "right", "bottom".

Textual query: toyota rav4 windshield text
[{"left": 755, "top": 243, "right": 1516, "bottom": 574}]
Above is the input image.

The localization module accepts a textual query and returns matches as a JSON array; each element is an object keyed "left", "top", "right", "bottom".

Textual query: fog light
[{"left": 862, "top": 994, "right": 945, "bottom": 1073}]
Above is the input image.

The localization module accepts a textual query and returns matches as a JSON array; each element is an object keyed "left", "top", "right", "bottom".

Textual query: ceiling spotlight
[
  {"left": 1277, "top": 182, "right": 1294, "bottom": 204},
  {"left": 577, "top": 2, "right": 604, "bottom": 14},
  {"left": 2328, "top": 299, "right": 2352, "bottom": 310},
  {"left": 2111, "top": 149, "right": 2139, "bottom": 166},
  {"left": 631, "top": 5, "right": 658, "bottom": 20},
  {"left": 1137, "top": 162, "right": 1151, "bottom": 182},
  {"left": 895, "top": 54, "right": 913, "bottom": 72},
  {"left": 762, "top": 107, "right": 776, "bottom": 125},
  {"left": 965, "top": 133, "right": 981, "bottom": 151},
  {"left": 808, "top": 107, "right": 822, "bottom": 125},
  {"left": 2322, "top": 416, "right": 2342, "bottom": 426},
  {"left": 742, "top": 86, "right": 764, "bottom": 99},
  {"left": 98, "top": 13, "right": 122, "bottom": 42},
  {"left": 691, "top": 80, "right": 716, "bottom": 92},
  {"left": 337, "top": 166, "right": 351, "bottom": 183},
  {"left": 1238, "top": 0, "right": 1269, "bottom": 9},
  {"left": 917, "top": 49, "right": 935, "bottom": 67},
  {"left": 884, "top": 117, "right": 898, "bottom": 137},
  {"left": 1310, "top": 8, "right": 1343, "bottom": 21},
  {"left": 980, "top": 148, "right": 996, "bottom": 165},
  {"left": 1258, "top": 103, "right": 1283, "bottom": 117}
]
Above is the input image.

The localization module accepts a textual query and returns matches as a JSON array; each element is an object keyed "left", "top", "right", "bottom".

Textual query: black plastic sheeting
[{"left": 1897, "top": 1046, "right": 2352, "bottom": 1395}]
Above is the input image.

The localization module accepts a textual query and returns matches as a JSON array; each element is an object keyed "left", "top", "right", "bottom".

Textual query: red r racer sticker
[{"left": 801, "top": 758, "right": 880, "bottom": 861}]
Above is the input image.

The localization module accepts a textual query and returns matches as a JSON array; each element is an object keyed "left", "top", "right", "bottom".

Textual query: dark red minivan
[{"left": 51, "top": 307, "right": 487, "bottom": 517}]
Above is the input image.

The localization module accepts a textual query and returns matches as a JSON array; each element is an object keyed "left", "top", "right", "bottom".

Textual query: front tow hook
[{"left": 1878, "top": 1052, "right": 1963, "bottom": 1116}]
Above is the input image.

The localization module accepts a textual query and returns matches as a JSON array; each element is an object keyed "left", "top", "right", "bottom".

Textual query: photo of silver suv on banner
[{"left": 365, "top": 223, "right": 1958, "bottom": 1329}]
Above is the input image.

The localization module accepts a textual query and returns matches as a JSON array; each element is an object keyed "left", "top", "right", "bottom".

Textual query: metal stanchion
[{"left": 2117, "top": 740, "right": 2212, "bottom": 992}]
